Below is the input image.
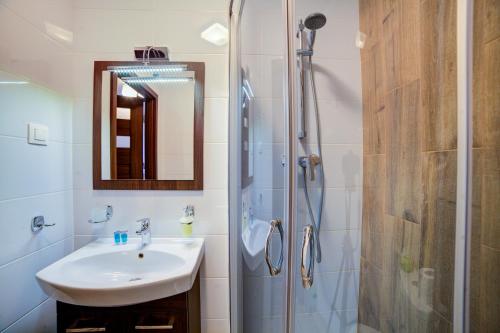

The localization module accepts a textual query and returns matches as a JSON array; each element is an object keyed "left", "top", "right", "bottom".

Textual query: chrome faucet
[{"left": 136, "top": 218, "right": 151, "bottom": 248}]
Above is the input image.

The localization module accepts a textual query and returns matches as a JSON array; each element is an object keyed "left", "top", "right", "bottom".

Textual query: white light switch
[{"left": 28, "top": 123, "right": 49, "bottom": 145}]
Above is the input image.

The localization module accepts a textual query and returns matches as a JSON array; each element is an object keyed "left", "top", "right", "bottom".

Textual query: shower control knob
[
  {"left": 308, "top": 154, "right": 321, "bottom": 181},
  {"left": 298, "top": 154, "right": 321, "bottom": 181}
]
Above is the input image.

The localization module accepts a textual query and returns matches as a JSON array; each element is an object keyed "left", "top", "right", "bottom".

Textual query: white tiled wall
[
  {"left": 0, "top": 0, "right": 74, "bottom": 96},
  {"left": 1, "top": 0, "right": 229, "bottom": 332},
  {"left": 0, "top": 2, "right": 75, "bottom": 329},
  {"left": 69, "top": 2, "right": 230, "bottom": 333},
  {"left": 295, "top": 0, "right": 362, "bottom": 332}
]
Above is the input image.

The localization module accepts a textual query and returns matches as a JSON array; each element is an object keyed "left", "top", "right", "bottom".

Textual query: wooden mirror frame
[{"left": 93, "top": 60, "right": 204, "bottom": 190}]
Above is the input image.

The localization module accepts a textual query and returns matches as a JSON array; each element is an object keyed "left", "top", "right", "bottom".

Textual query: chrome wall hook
[{"left": 31, "top": 215, "right": 55, "bottom": 232}]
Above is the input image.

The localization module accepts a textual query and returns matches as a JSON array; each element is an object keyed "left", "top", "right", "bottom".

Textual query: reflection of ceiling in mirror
[
  {"left": 117, "top": 79, "right": 142, "bottom": 98},
  {"left": 115, "top": 72, "right": 195, "bottom": 96}
]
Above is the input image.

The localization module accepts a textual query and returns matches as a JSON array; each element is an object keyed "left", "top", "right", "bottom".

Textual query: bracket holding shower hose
[{"left": 301, "top": 225, "right": 315, "bottom": 288}]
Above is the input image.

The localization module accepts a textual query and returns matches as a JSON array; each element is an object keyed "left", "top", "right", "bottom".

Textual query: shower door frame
[
  {"left": 228, "top": 1, "right": 244, "bottom": 332},
  {"left": 228, "top": 0, "right": 293, "bottom": 332},
  {"left": 454, "top": 0, "right": 473, "bottom": 332},
  {"left": 284, "top": 0, "right": 298, "bottom": 331}
]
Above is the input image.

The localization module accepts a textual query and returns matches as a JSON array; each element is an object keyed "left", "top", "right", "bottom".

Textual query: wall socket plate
[{"left": 28, "top": 123, "right": 49, "bottom": 145}]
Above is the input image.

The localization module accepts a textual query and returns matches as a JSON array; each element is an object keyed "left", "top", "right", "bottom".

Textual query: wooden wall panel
[
  {"left": 358, "top": 0, "right": 458, "bottom": 331},
  {"left": 382, "top": 7, "right": 401, "bottom": 92},
  {"left": 358, "top": 258, "right": 382, "bottom": 331},
  {"left": 385, "top": 81, "right": 423, "bottom": 223},
  {"left": 470, "top": 0, "right": 500, "bottom": 330},
  {"left": 420, "top": 0, "right": 457, "bottom": 151},
  {"left": 398, "top": 0, "right": 421, "bottom": 86},
  {"left": 420, "top": 151, "right": 457, "bottom": 321},
  {"left": 473, "top": 38, "right": 500, "bottom": 148},
  {"left": 361, "top": 49, "right": 386, "bottom": 154},
  {"left": 480, "top": 0, "right": 500, "bottom": 42},
  {"left": 361, "top": 155, "right": 386, "bottom": 269},
  {"left": 478, "top": 246, "right": 500, "bottom": 332}
]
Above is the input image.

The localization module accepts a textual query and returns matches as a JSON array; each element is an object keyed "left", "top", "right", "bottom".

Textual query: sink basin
[
  {"left": 242, "top": 218, "right": 269, "bottom": 271},
  {"left": 36, "top": 238, "right": 204, "bottom": 306}
]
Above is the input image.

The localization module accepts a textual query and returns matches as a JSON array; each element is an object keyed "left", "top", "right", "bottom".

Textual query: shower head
[
  {"left": 304, "top": 13, "right": 327, "bottom": 31},
  {"left": 303, "top": 13, "right": 326, "bottom": 52}
]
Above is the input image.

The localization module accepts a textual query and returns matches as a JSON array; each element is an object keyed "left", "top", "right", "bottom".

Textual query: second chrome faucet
[{"left": 136, "top": 218, "right": 151, "bottom": 248}]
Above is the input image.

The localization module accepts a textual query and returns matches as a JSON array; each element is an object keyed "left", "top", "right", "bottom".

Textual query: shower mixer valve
[{"left": 299, "top": 154, "right": 322, "bottom": 181}]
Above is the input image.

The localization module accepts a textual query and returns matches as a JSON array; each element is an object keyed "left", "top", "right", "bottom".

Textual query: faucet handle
[{"left": 136, "top": 218, "right": 150, "bottom": 232}]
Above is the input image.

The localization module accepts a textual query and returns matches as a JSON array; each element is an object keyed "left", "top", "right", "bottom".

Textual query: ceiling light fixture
[{"left": 201, "top": 23, "right": 229, "bottom": 46}]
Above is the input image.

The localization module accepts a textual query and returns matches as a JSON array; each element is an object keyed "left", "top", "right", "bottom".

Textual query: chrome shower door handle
[
  {"left": 301, "top": 225, "right": 315, "bottom": 288},
  {"left": 264, "top": 218, "right": 284, "bottom": 276}
]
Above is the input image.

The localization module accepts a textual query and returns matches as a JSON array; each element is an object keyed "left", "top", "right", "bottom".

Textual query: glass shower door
[{"left": 237, "top": 0, "right": 289, "bottom": 332}]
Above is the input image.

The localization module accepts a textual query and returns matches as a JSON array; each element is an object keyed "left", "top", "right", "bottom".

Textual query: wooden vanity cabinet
[{"left": 57, "top": 274, "right": 200, "bottom": 333}]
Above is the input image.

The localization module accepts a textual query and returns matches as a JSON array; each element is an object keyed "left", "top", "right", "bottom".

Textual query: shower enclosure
[{"left": 229, "top": 0, "right": 499, "bottom": 332}]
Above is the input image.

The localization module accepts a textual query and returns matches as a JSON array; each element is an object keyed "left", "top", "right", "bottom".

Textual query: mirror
[{"left": 93, "top": 61, "right": 204, "bottom": 190}]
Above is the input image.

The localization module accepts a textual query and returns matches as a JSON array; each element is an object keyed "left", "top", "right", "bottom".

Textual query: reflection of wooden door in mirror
[
  {"left": 115, "top": 98, "right": 143, "bottom": 179},
  {"left": 110, "top": 73, "right": 158, "bottom": 180}
]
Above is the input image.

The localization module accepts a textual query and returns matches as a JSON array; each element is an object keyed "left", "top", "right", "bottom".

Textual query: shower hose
[{"left": 303, "top": 55, "right": 325, "bottom": 264}]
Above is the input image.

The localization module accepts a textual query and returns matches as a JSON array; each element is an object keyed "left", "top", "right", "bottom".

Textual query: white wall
[
  {"left": 70, "top": 1, "right": 230, "bottom": 333},
  {"left": 0, "top": 0, "right": 75, "bottom": 330},
  {"left": 0, "top": 0, "right": 229, "bottom": 332},
  {"left": 294, "top": 1, "right": 363, "bottom": 332}
]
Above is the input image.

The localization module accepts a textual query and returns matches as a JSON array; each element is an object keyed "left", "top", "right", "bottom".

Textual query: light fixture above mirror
[{"left": 104, "top": 47, "right": 195, "bottom": 85}]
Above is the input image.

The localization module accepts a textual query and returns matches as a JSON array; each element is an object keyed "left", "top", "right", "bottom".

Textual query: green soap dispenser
[{"left": 180, "top": 205, "right": 195, "bottom": 237}]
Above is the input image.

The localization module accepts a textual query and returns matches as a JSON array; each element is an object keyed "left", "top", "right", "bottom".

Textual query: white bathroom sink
[{"left": 36, "top": 238, "right": 204, "bottom": 306}]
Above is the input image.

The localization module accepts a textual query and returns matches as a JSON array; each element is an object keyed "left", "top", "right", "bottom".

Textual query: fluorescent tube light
[
  {"left": 109, "top": 65, "right": 187, "bottom": 74},
  {"left": 123, "top": 77, "right": 192, "bottom": 84}
]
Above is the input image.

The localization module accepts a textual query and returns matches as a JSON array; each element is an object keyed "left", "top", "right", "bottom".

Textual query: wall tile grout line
[
  {"left": 0, "top": 190, "right": 74, "bottom": 204},
  {"left": 0, "top": 236, "right": 73, "bottom": 270},
  {"left": 0, "top": 134, "right": 73, "bottom": 145},
  {"left": 0, "top": 298, "right": 53, "bottom": 333},
  {"left": 0, "top": 189, "right": 73, "bottom": 204}
]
